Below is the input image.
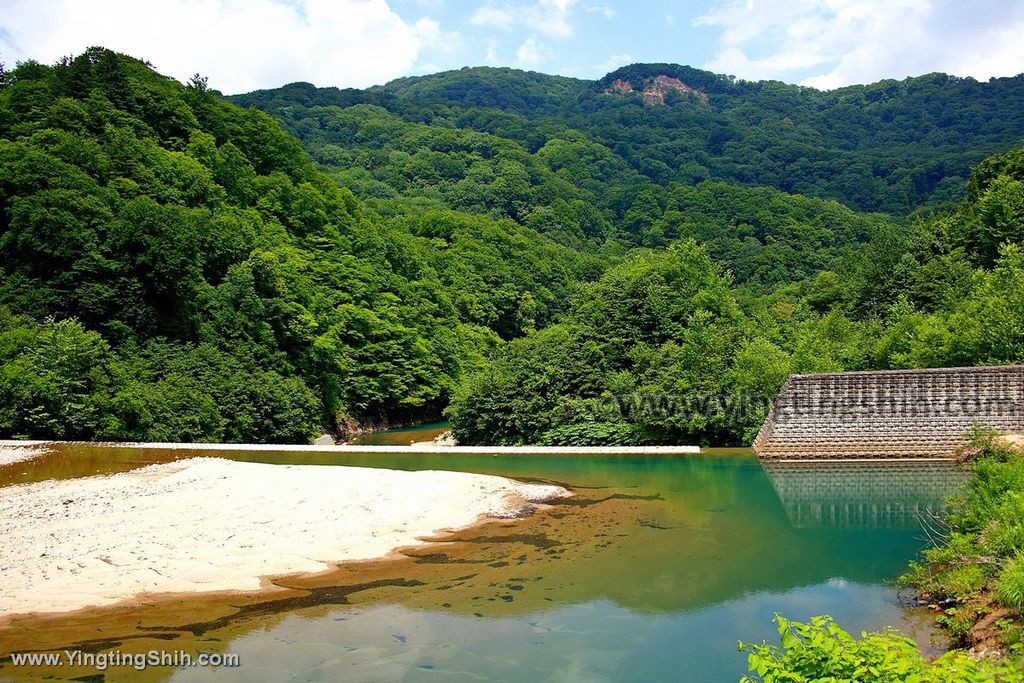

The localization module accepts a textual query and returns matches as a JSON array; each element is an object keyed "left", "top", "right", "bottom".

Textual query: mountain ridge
[{"left": 230, "top": 62, "right": 1024, "bottom": 214}]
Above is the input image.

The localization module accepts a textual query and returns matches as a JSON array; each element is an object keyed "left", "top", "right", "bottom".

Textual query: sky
[{"left": 1, "top": 0, "right": 1023, "bottom": 94}]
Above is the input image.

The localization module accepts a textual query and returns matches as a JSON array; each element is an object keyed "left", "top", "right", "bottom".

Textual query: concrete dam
[{"left": 753, "top": 365, "right": 1024, "bottom": 460}]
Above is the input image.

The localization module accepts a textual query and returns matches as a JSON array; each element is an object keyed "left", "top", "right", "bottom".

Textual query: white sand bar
[
  {"left": 0, "top": 440, "right": 50, "bottom": 467},
  {"left": 38, "top": 440, "right": 701, "bottom": 455},
  {"left": 0, "top": 458, "right": 569, "bottom": 616}
]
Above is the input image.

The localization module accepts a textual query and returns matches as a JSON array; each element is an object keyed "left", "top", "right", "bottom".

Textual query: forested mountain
[
  {"left": 1, "top": 49, "right": 1024, "bottom": 447},
  {"left": 233, "top": 63, "right": 1024, "bottom": 214},
  {"left": 230, "top": 61, "right": 1024, "bottom": 446},
  {"left": 0, "top": 49, "right": 592, "bottom": 442},
  {"left": 448, "top": 147, "right": 1024, "bottom": 445}
]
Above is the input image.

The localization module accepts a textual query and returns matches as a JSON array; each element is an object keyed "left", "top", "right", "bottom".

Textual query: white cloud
[
  {"left": 471, "top": 0, "right": 579, "bottom": 38},
  {"left": 0, "top": 0, "right": 456, "bottom": 93},
  {"left": 584, "top": 3, "right": 615, "bottom": 19},
  {"left": 515, "top": 36, "right": 551, "bottom": 67},
  {"left": 695, "top": 0, "right": 1024, "bottom": 89},
  {"left": 412, "top": 16, "right": 462, "bottom": 54}
]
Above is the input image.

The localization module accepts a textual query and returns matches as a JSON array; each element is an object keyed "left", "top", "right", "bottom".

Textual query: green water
[
  {"left": 347, "top": 421, "right": 450, "bottom": 445},
  {"left": 0, "top": 445, "right": 970, "bottom": 682}
]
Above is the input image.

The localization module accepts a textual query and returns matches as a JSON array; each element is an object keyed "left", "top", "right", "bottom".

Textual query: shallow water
[
  {"left": 347, "top": 421, "right": 451, "bottom": 445},
  {"left": 0, "top": 443, "right": 970, "bottom": 682}
]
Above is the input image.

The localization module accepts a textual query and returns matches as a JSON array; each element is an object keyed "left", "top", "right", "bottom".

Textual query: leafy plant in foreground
[{"left": 740, "top": 615, "right": 1022, "bottom": 682}]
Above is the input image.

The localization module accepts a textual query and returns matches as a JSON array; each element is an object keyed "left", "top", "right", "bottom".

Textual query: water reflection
[
  {"left": 169, "top": 583, "right": 931, "bottom": 683},
  {"left": 762, "top": 461, "right": 973, "bottom": 529}
]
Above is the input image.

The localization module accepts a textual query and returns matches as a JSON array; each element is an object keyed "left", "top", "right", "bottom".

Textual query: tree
[
  {"left": 187, "top": 73, "right": 209, "bottom": 93},
  {"left": 0, "top": 319, "right": 110, "bottom": 438}
]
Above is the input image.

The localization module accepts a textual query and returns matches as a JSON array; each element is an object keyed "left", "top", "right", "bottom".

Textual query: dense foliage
[
  {"left": 740, "top": 615, "right": 1022, "bottom": 682},
  {"left": 235, "top": 63, "right": 1024, "bottom": 214},
  {"left": 899, "top": 428, "right": 1024, "bottom": 655},
  {"left": 447, "top": 146, "right": 1024, "bottom": 445},
  {"left": 0, "top": 49, "right": 589, "bottom": 442},
  {"left": 4, "top": 50, "right": 1024, "bottom": 448}
]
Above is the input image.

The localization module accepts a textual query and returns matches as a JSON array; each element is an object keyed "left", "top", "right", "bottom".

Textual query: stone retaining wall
[{"left": 753, "top": 365, "right": 1024, "bottom": 460}]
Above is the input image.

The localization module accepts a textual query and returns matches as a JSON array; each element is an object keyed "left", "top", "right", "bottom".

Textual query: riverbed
[{"left": 0, "top": 441, "right": 969, "bottom": 682}]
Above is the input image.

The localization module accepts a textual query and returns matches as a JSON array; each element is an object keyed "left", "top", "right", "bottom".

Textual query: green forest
[{"left": 1, "top": 49, "right": 1024, "bottom": 448}]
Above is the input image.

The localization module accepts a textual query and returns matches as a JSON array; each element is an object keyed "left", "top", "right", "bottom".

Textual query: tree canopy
[{"left": 3, "top": 49, "right": 1024, "bottom": 447}]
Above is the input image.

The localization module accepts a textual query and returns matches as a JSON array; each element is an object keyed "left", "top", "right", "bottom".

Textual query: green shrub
[
  {"left": 537, "top": 420, "right": 638, "bottom": 446},
  {"left": 740, "top": 615, "right": 1023, "bottom": 682},
  {"left": 981, "top": 520, "right": 1024, "bottom": 557},
  {"left": 902, "top": 534, "right": 992, "bottom": 601},
  {"left": 936, "top": 605, "right": 984, "bottom": 641},
  {"left": 997, "top": 555, "right": 1024, "bottom": 609},
  {"left": 940, "top": 564, "right": 992, "bottom": 601}
]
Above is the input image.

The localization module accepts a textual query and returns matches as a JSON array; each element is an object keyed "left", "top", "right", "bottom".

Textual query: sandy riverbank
[
  {"left": 0, "top": 441, "right": 50, "bottom": 467},
  {"left": 0, "top": 457, "right": 569, "bottom": 617}
]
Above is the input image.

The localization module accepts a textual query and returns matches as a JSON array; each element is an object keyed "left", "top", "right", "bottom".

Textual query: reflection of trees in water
[{"left": 762, "top": 462, "right": 973, "bottom": 529}]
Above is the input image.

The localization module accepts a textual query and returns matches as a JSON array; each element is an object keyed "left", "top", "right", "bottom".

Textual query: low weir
[
  {"left": 753, "top": 365, "right": 1024, "bottom": 461},
  {"left": 0, "top": 440, "right": 700, "bottom": 456}
]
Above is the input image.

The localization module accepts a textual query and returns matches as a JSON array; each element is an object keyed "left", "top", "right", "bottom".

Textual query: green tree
[{"left": 0, "top": 319, "right": 110, "bottom": 438}]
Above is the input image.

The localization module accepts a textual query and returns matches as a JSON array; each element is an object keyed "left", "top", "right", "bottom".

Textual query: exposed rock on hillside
[
  {"left": 604, "top": 74, "right": 708, "bottom": 105},
  {"left": 606, "top": 78, "right": 633, "bottom": 94}
]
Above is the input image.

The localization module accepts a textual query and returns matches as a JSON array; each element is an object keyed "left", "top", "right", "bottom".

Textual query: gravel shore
[{"left": 0, "top": 441, "right": 50, "bottom": 467}]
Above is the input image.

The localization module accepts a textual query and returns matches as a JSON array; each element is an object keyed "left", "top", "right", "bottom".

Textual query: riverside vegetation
[{"left": 3, "top": 49, "right": 1024, "bottom": 678}]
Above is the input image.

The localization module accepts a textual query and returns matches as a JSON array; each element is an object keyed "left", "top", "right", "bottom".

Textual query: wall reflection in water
[{"left": 762, "top": 461, "right": 973, "bottom": 529}]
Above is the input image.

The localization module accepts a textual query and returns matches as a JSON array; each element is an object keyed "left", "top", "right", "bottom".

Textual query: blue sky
[
  {"left": 2, "top": 0, "right": 1023, "bottom": 94},
  {"left": 389, "top": 0, "right": 721, "bottom": 81}
]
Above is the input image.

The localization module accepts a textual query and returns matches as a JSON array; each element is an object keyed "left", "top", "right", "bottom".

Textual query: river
[{"left": 0, "top": 440, "right": 970, "bottom": 682}]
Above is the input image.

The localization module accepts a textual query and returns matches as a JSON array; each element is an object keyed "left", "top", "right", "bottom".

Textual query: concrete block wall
[{"left": 753, "top": 365, "right": 1024, "bottom": 460}]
